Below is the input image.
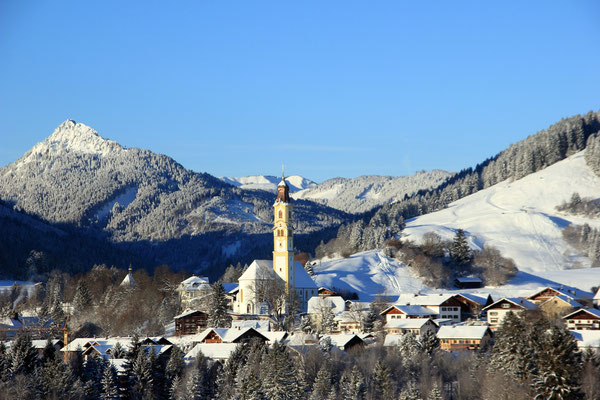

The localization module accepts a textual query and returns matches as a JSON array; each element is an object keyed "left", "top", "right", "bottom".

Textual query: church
[{"left": 232, "top": 173, "right": 318, "bottom": 315}]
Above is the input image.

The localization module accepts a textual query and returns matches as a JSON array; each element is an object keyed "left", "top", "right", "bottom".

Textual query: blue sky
[{"left": 1, "top": 1, "right": 599, "bottom": 182}]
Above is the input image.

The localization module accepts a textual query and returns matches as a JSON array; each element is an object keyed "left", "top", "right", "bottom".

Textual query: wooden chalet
[
  {"left": 394, "top": 294, "right": 464, "bottom": 322},
  {"left": 380, "top": 305, "right": 437, "bottom": 322},
  {"left": 321, "top": 334, "right": 364, "bottom": 352},
  {"left": 482, "top": 298, "right": 537, "bottom": 330},
  {"left": 318, "top": 287, "right": 337, "bottom": 297},
  {"left": 527, "top": 287, "right": 585, "bottom": 305},
  {"left": 437, "top": 325, "right": 492, "bottom": 351},
  {"left": 454, "top": 293, "right": 493, "bottom": 320},
  {"left": 563, "top": 308, "right": 600, "bottom": 330},
  {"left": 539, "top": 295, "right": 582, "bottom": 318},
  {"left": 174, "top": 310, "right": 208, "bottom": 335},
  {"left": 196, "top": 327, "right": 270, "bottom": 344},
  {"left": 383, "top": 318, "right": 437, "bottom": 336}
]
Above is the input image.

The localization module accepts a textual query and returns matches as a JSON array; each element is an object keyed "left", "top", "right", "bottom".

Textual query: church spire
[{"left": 276, "top": 165, "right": 290, "bottom": 203}]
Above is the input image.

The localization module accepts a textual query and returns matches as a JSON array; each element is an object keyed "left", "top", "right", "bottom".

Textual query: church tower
[{"left": 273, "top": 169, "right": 294, "bottom": 292}]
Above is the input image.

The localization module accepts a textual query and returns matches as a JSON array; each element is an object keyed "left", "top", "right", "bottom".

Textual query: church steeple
[{"left": 273, "top": 167, "right": 294, "bottom": 291}]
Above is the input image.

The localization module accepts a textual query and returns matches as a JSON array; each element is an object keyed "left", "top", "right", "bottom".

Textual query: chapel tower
[{"left": 273, "top": 169, "right": 294, "bottom": 292}]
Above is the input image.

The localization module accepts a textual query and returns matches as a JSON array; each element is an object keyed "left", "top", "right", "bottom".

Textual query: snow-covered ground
[
  {"left": 219, "top": 175, "right": 316, "bottom": 192},
  {"left": 311, "top": 250, "right": 598, "bottom": 301},
  {"left": 403, "top": 152, "right": 600, "bottom": 273},
  {"left": 94, "top": 186, "right": 138, "bottom": 220}
]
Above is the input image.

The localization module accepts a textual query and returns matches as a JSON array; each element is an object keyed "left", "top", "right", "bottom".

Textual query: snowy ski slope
[{"left": 403, "top": 152, "right": 600, "bottom": 273}]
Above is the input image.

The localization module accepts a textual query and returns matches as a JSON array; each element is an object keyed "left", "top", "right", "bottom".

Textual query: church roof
[
  {"left": 238, "top": 260, "right": 274, "bottom": 281},
  {"left": 293, "top": 261, "right": 318, "bottom": 289}
]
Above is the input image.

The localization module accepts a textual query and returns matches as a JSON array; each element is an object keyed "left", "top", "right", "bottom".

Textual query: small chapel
[{"left": 232, "top": 172, "right": 318, "bottom": 315}]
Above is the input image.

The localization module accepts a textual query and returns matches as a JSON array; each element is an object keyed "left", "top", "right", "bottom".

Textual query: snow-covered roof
[
  {"left": 527, "top": 286, "right": 582, "bottom": 300},
  {"left": 455, "top": 277, "right": 482, "bottom": 283},
  {"left": 223, "top": 283, "right": 239, "bottom": 294},
  {"left": 563, "top": 308, "right": 600, "bottom": 320},
  {"left": 383, "top": 335, "right": 403, "bottom": 347},
  {"left": 437, "top": 325, "right": 491, "bottom": 340},
  {"left": 594, "top": 288, "right": 600, "bottom": 301},
  {"left": 293, "top": 261, "right": 318, "bottom": 289},
  {"left": 238, "top": 260, "right": 274, "bottom": 281},
  {"left": 320, "top": 334, "right": 362, "bottom": 348},
  {"left": 262, "top": 331, "right": 288, "bottom": 343},
  {"left": 307, "top": 296, "right": 346, "bottom": 315},
  {"left": 570, "top": 330, "right": 600, "bottom": 349},
  {"left": 178, "top": 276, "right": 210, "bottom": 291},
  {"left": 381, "top": 305, "right": 437, "bottom": 316},
  {"left": 186, "top": 343, "right": 240, "bottom": 360},
  {"left": 31, "top": 339, "right": 62, "bottom": 349},
  {"left": 482, "top": 297, "right": 537, "bottom": 311},
  {"left": 120, "top": 272, "right": 135, "bottom": 287},
  {"left": 541, "top": 295, "right": 582, "bottom": 309},
  {"left": 455, "top": 293, "right": 492, "bottom": 306},
  {"left": 196, "top": 327, "right": 269, "bottom": 343},
  {"left": 174, "top": 310, "right": 207, "bottom": 320},
  {"left": 230, "top": 319, "right": 270, "bottom": 330},
  {"left": 384, "top": 319, "right": 433, "bottom": 329},
  {"left": 395, "top": 294, "right": 456, "bottom": 307}
]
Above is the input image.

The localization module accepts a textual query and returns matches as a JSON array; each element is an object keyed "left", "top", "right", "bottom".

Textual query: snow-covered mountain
[
  {"left": 219, "top": 175, "right": 316, "bottom": 193},
  {"left": 402, "top": 151, "right": 600, "bottom": 274},
  {"left": 0, "top": 120, "right": 351, "bottom": 273},
  {"left": 293, "top": 170, "right": 453, "bottom": 214}
]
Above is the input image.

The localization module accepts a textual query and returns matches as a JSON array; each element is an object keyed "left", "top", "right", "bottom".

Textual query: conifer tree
[
  {"left": 165, "top": 345, "right": 186, "bottom": 383},
  {"left": 450, "top": 228, "right": 471, "bottom": 265},
  {"left": 0, "top": 342, "right": 9, "bottom": 382},
  {"left": 9, "top": 332, "right": 38, "bottom": 376},
  {"left": 208, "top": 283, "right": 231, "bottom": 328},
  {"left": 101, "top": 364, "right": 119, "bottom": 400},
  {"left": 186, "top": 354, "right": 211, "bottom": 400},
  {"left": 428, "top": 382, "right": 444, "bottom": 400},
  {"left": 41, "top": 339, "right": 56, "bottom": 364},
  {"left": 235, "top": 340, "right": 265, "bottom": 400},
  {"left": 310, "top": 363, "right": 332, "bottom": 400},
  {"left": 421, "top": 330, "right": 440, "bottom": 357},
  {"left": 83, "top": 354, "right": 106, "bottom": 398},
  {"left": 215, "top": 342, "right": 249, "bottom": 400},
  {"left": 532, "top": 325, "right": 583, "bottom": 400},
  {"left": 372, "top": 360, "right": 394, "bottom": 400},
  {"left": 399, "top": 380, "right": 423, "bottom": 400},
  {"left": 72, "top": 279, "right": 92, "bottom": 314},
  {"left": 262, "top": 341, "right": 302, "bottom": 400}
]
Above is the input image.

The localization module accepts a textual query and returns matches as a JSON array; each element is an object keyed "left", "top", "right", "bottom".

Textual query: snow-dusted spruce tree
[
  {"left": 262, "top": 341, "right": 303, "bottom": 400},
  {"left": 421, "top": 330, "right": 440, "bottom": 357},
  {"left": 319, "top": 303, "right": 337, "bottom": 334},
  {"left": 82, "top": 354, "right": 107, "bottom": 398},
  {"left": 235, "top": 339, "right": 265, "bottom": 400},
  {"left": 532, "top": 325, "right": 583, "bottom": 400},
  {"left": 9, "top": 332, "right": 38, "bottom": 376},
  {"left": 310, "top": 363, "right": 332, "bottom": 400},
  {"left": 428, "top": 382, "right": 444, "bottom": 400},
  {"left": 165, "top": 345, "right": 186, "bottom": 384},
  {"left": 450, "top": 228, "right": 471, "bottom": 265},
  {"left": 101, "top": 364, "right": 119, "bottom": 400},
  {"left": 398, "top": 380, "right": 423, "bottom": 400},
  {"left": 215, "top": 342, "right": 249, "bottom": 400},
  {"left": 398, "top": 332, "right": 423, "bottom": 376},
  {"left": 208, "top": 283, "right": 231, "bottom": 328},
  {"left": 72, "top": 279, "right": 92, "bottom": 314},
  {"left": 372, "top": 360, "right": 394, "bottom": 400},
  {"left": 185, "top": 354, "right": 212, "bottom": 400},
  {"left": 489, "top": 311, "right": 534, "bottom": 382}
]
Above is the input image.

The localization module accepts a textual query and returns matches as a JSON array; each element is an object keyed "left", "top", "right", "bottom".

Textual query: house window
[
  {"left": 501, "top": 304, "right": 510, "bottom": 309},
  {"left": 490, "top": 311, "right": 498, "bottom": 316}
]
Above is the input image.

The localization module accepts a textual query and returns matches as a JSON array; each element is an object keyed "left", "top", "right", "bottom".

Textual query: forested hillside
[
  {"left": 317, "top": 111, "right": 600, "bottom": 256},
  {"left": 0, "top": 121, "right": 351, "bottom": 277}
]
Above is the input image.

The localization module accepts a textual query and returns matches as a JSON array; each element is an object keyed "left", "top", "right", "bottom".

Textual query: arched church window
[{"left": 278, "top": 210, "right": 283, "bottom": 219}]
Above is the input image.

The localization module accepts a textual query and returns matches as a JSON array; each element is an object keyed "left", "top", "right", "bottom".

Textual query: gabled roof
[
  {"left": 384, "top": 318, "right": 433, "bottom": 329},
  {"left": 222, "top": 283, "right": 239, "bottom": 294},
  {"left": 238, "top": 260, "right": 274, "bottom": 281},
  {"left": 174, "top": 310, "right": 207, "bottom": 320},
  {"left": 196, "top": 327, "right": 270, "bottom": 343},
  {"left": 482, "top": 297, "right": 537, "bottom": 311},
  {"left": 437, "top": 325, "right": 491, "bottom": 340},
  {"left": 383, "top": 335, "right": 404, "bottom": 347},
  {"left": 293, "top": 261, "right": 318, "bottom": 289},
  {"left": 178, "top": 276, "right": 210, "bottom": 291},
  {"left": 563, "top": 308, "right": 600, "bottom": 320},
  {"left": 395, "top": 294, "right": 457, "bottom": 307},
  {"left": 320, "top": 334, "right": 363, "bottom": 348},
  {"left": 185, "top": 343, "right": 239, "bottom": 360},
  {"left": 541, "top": 295, "right": 582, "bottom": 309},
  {"left": 570, "top": 330, "right": 600, "bottom": 348},
  {"left": 455, "top": 293, "right": 492, "bottom": 306},
  {"left": 380, "top": 305, "right": 437, "bottom": 316},
  {"left": 262, "top": 331, "right": 288, "bottom": 343}
]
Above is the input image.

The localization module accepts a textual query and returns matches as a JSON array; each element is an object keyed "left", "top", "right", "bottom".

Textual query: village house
[
  {"left": 482, "top": 297, "right": 537, "bottom": 330},
  {"left": 437, "top": 325, "right": 492, "bottom": 351},
  {"left": 526, "top": 286, "right": 588, "bottom": 305},
  {"left": 176, "top": 276, "right": 211, "bottom": 311},
  {"left": 594, "top": 288, "right": 600, "bottom": 307},
  {"left": 454, "top": 277, "right": 483, "bottom": 289},
  {"left": 195, "top": 327, "right": 270, "bottom": 344},
  {"left": 453, "top": 293, "right": 494, "bottom": 320},
  {"left": 570, "top": 330, "right": 600, "bottom": 352},
  {"left": 380, "top": 305, "right": 437, "bottom": 322},
  {"left": 395, "top": 294, "right": 464, "bottom": 322},
  {"left": 563, "top": 308, "right": 600, "bottom": 330},
  {"left": 318, "top": 287, "right": 337, "bottom": 297},
  {"left": 174, "top": 310, "right": 209, "bottom": 335},
  {"left": 320, "top": 334, "right": 365, "bottom": 352},
  {"left": 383, "top": 318, "right": 437, "bottom": 336},
  {"left": 539, "top": 295, "right": 582, "bottom": 318}
]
